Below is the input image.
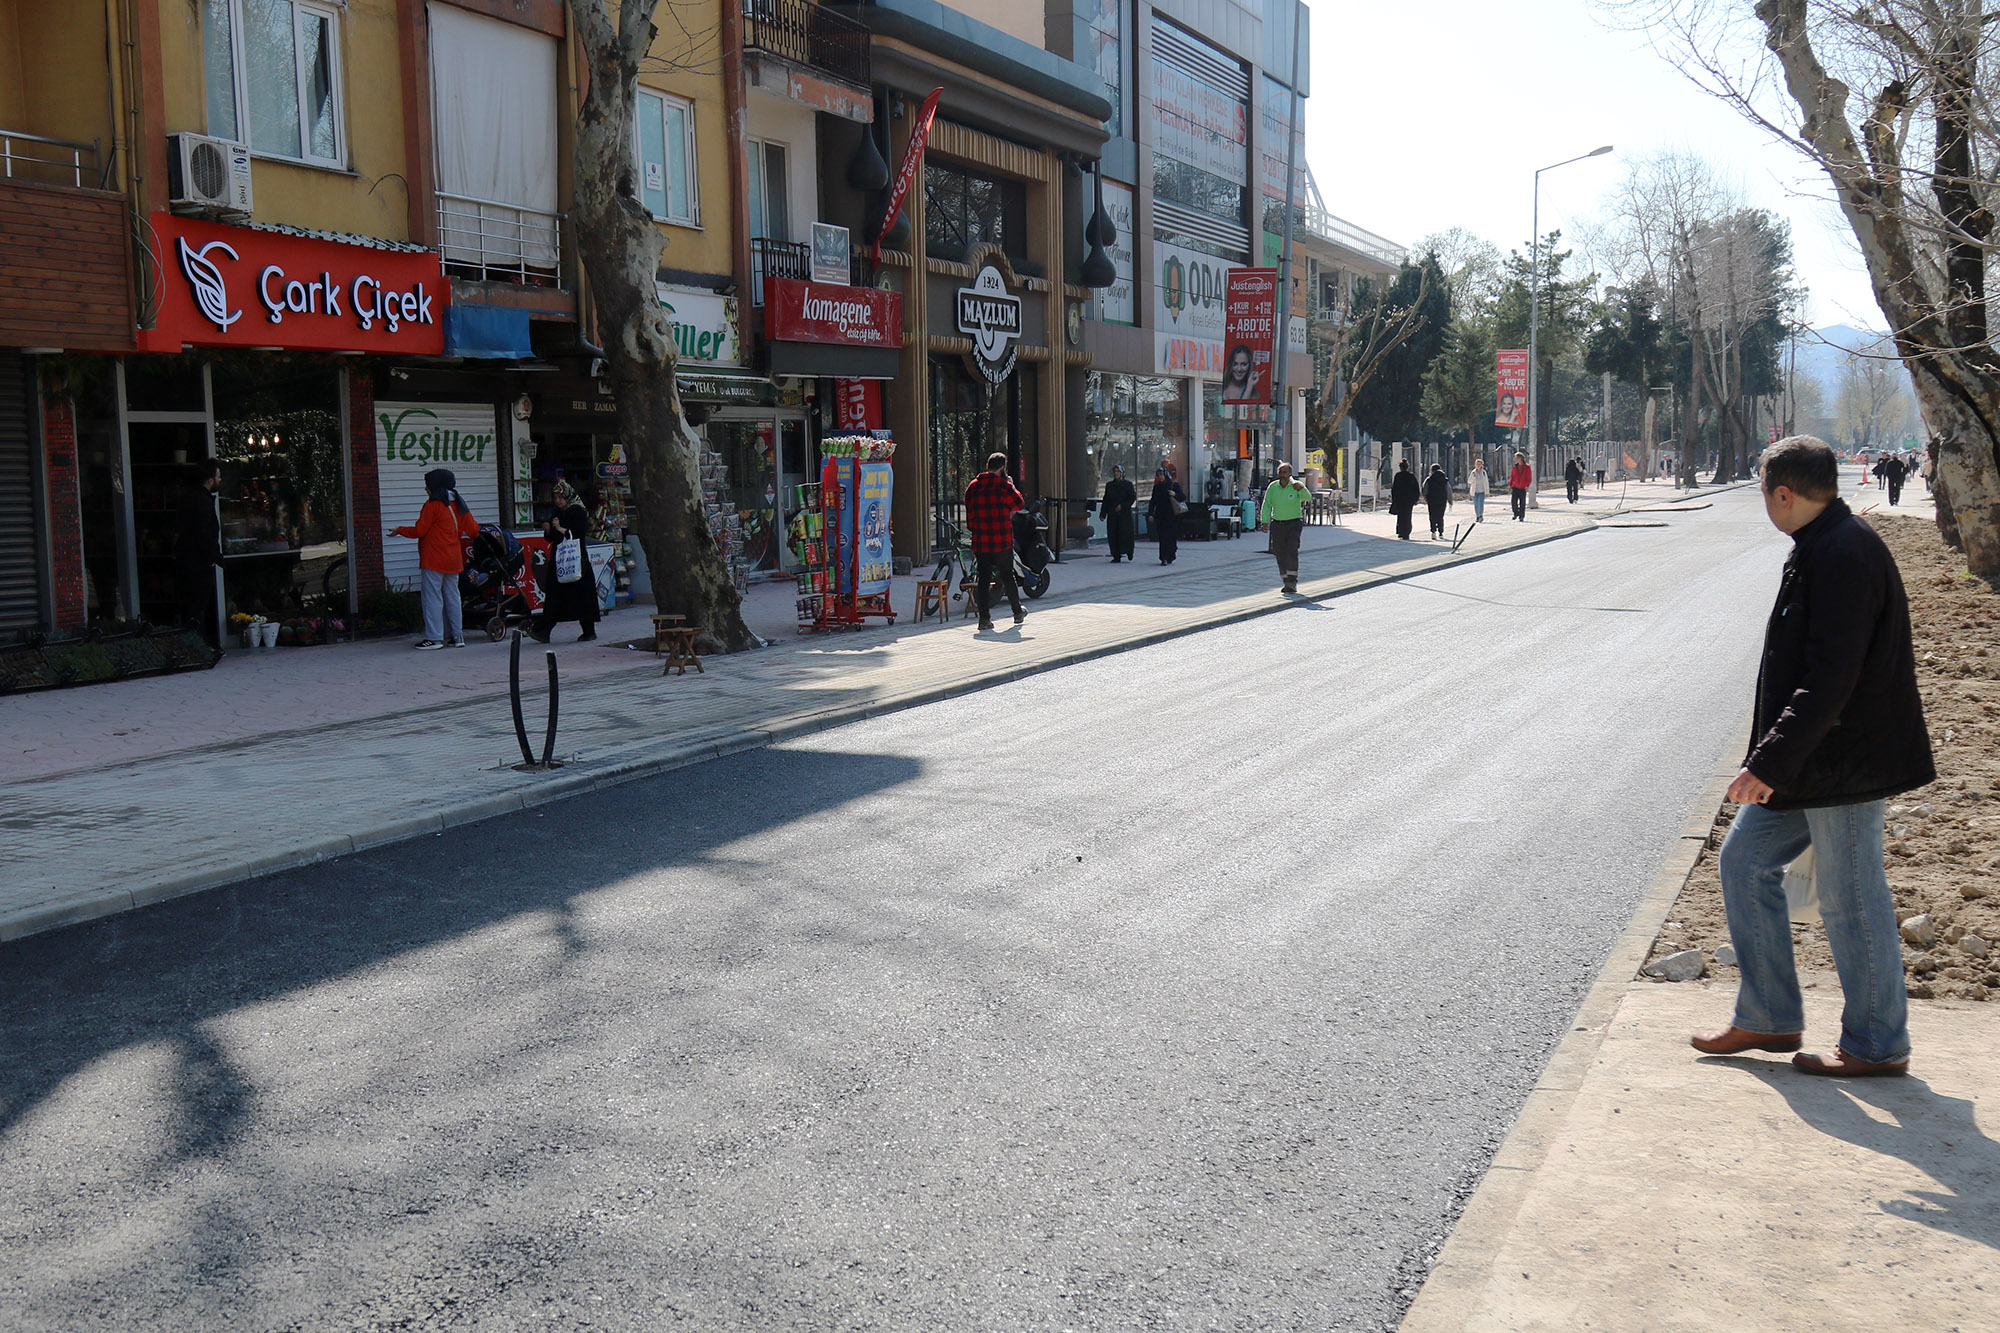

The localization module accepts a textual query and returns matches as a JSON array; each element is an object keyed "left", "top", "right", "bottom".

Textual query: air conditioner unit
[{"left": 166, "top": 133, "right": 252, "bottom": 218}]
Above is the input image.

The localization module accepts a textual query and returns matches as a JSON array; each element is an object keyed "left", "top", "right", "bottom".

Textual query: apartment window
[
  {"left": 636, "top": 90, "right": 698, "bottom": 225},
  {"left": 203, "top": 0, "right": 344, "bottom": 165},
  {"left": 747, "top": 141, "right": 790, "bottom": 241}
]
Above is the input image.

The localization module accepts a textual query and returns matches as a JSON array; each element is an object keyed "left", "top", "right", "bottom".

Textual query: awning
[
  {"left": 445, "top": 304, "right": 534, "bottom": 359},
  {"left": 766, "top": 341, "right": 900, "bottom": 379}
]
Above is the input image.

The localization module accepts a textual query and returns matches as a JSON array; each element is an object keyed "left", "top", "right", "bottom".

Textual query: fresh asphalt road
[{"left": 1, "top": 488, "right": 1784, "bottom": 1332}]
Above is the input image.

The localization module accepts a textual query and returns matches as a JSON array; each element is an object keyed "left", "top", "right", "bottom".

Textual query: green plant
[
  {"left": 357, "top": 587, "right": 422, "bottom": 630},
  {"left": 42, "top": 642, "right": 115, "bottom": 686}
]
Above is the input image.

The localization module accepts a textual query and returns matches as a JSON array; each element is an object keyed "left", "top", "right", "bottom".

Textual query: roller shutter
[
  {"left": 0, "top": 355, "right": 44, "bottom": 634},
  {"left": 373, "top": 401, "right": 502, "bottom": 591}
]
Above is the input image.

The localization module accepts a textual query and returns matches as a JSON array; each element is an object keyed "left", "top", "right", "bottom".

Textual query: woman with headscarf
[
  {"left": 393, "top": 468, "right": 478, "bottom": 649},
  {"left": 1388, "top": 459, "right": 1420, "bottom": 540},
  {"left": 1099, "top": 464, "right": 1137, "bottom": 563},
  {"left": 1422, "top": 463, "right": 1452, "bottom": 539},
  {"left": 1147, "top": 463, "right": 1185, "bottom": 565},
  {"left": 528, "top": 479, "right": 600, "bottom": 643}
]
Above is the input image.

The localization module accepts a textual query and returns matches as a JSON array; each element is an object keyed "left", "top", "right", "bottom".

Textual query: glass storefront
[
  {"left": 707, "top": 411, "right": 811, "bottom": 576},
  {"left": 1085, "top": 373, "right": 1186, "bottom": 492},
  {"left": 928, "top": 355, "right": 1037, "bottom": 548},
  {"left": 211, "top": 360, "right": 347, "bottom": 618},
  {"left": 1203, "top": 382, "right": 1272, "bottom": 495}
]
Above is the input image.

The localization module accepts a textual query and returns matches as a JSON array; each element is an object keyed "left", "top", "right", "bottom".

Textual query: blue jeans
[
  {"left": 1718, "top": 800, "right": 1909, "bottom": 1063},
  {"left": 419, "top": 567, "right": 462, "bottom": 643},
  {"left": 1472, "top": 492, "right": 1486, "bottom": 521}
]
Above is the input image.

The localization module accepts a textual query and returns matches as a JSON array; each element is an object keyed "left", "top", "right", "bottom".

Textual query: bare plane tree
[
  {"left": 568, "top": 0, "right": 756, "bottom": 649},
  {"left": 1611, "top": 0, "right": 2000, "bottom": 574}
]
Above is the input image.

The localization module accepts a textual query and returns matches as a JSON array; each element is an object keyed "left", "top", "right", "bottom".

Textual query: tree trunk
[{"left": 568, "top": 0, "right": 756, "bottom": 650}]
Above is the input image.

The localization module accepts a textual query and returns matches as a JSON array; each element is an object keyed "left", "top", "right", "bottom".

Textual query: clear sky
[{"left": 1301, "top": 0, "right": 1881, "bottom": 331}]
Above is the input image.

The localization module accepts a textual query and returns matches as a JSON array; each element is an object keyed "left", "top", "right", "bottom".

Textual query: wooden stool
[
  {"left": 659, "top": 626, "right": 703, "bottom": 675},
  {"left": 912, "top": 579, "right": 951, "bottom": 624},
  {"left": 649, "top": 612, "right": 685, "bottom": 655},
  {"left": 959, "top": 576, "right": 981, "bottom": 619}
]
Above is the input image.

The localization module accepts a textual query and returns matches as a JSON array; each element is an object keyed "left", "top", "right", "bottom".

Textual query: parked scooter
[{"left": 1012, "top": 505, "right": 1053, "bottom": 599}]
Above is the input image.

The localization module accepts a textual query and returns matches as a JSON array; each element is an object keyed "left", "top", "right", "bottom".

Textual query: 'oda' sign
[{"left": 149, "top": 213, "right": 448, "bottom": 355}]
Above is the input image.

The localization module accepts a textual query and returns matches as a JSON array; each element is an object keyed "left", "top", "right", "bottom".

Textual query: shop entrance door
[
  {"left": 118, "top": 361, "right": 216, "bottom": 631},
  {"left": 771, "top": 416, "right": 810, "bottom": 573},
  {"left": 710, "top": 410, "right": 809, "bottom": 577}
]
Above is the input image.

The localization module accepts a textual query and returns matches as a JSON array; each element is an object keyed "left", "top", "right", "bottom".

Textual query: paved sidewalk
[{"left": 0, "top": 478, "right": 1724, "bottom": 942}]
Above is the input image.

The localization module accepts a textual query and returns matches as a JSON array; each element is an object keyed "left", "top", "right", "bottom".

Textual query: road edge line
[{"left": 1395, "top": 728, "right": 1748, "bottom": 1332}]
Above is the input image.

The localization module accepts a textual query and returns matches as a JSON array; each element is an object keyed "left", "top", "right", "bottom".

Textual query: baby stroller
[{"left": 459, "top": 524, "right": 542, "bottom": 640}]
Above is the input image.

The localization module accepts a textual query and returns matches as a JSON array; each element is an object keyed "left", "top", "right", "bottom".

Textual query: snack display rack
[{"left": 794, "top": 435, "right": 897, "bottom": 631}]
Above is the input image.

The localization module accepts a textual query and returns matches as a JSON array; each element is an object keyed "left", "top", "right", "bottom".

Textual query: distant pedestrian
[
  {"left": 1389, "top": 459, "right": 1420, "bottom": 540},
  {"left": 964, "top": 452, "right": 1026, "bottom": 630},
  {"left": 527, "top": 480, "right": 600, "bottom": 643},
  {"left": 1564, "top": 456, "right": 1584, "bottom": 503},
  {"left": 1468, "top": 457, "right": 1489, "bottom": 522},
  {"left": 1147, "top": 464, "right": 1185, "bottom": 565},
  {"left": 1422, "top": 463, "right": 1451, "bottom": 539},
  {"left": 1262, "top": 461, "right": 1308, "bottom": 593},
  {"left": 1919, "top": 451, "right": 1934, "bottom": 493},
  {"left": 1100, "top": 464, "right": 1137, "bottom": 563},
  {"left": 1876, "top": 451, "right": 1907, "bottom": 506},
  {"left": 173, "top": 458, "right": 224, "bottom": 649},
  {"left": 393, "top": 468, "right": 478, "bottom": 649},
  {"left": 1594, "top": 465, "right": 1607, "bottom": 488},
  {"left": 1692, "top": 436, "right": 1934, "bottom": 1078},
  {"left": 1508, "top": 451, "right": 1532, "bottom": 521}
]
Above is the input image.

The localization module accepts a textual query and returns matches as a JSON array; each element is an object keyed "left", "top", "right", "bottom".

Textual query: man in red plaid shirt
[{"left": 963, "top": 451, "right": 1025, "bottom": 630}]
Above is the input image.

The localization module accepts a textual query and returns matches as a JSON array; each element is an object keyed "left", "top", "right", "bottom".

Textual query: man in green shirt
[{"left": 1262, "top": 461, "right": 1309, "bottom": 594}]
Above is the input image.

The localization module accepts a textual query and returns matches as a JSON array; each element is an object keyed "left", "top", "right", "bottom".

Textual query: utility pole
[{"left": 1271, "top": 0, "right": 1304, "bottom": 480}]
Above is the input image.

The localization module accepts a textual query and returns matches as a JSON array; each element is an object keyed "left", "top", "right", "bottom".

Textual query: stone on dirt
[
  {"left": 1901, "top": 914, "right": 1936, "bottom": 948},
  {"left": 1643, "top": 948, "right": 1705, "bottom": 982},
  {"left": 1712, "top": 944, "right": 1737, "bottom": 967}
]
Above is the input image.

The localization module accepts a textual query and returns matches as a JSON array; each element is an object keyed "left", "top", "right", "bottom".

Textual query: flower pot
[{"left": 260, "top": 623, "right": 279, "bottom": 649}]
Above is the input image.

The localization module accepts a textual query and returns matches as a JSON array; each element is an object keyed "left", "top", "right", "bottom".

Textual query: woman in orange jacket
[
  {"left": 1508, "top": 451, "right": 1533, "bottom": 521},
  {"left": 394, "top": 468, "right": 479, "bottom": 649}
]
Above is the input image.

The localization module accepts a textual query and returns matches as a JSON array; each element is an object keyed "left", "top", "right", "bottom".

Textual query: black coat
[
  {"left": 1421, "top": 473, "right": 1451, "bottom": 508},
  {"left": 1745, "top": 499, "right": 1934, "bottom": 809},
  {"left": 174, "top": 482, "right": 222, "bottom": 573},
  {"left": 1564, "top": 459, "right": 1584, "bottom": 482},
  {"left": 1389, "top": 471, "right": 1420, "bottom": 515},
  {"left": 539, "top": 503, "right": 599, "bottom": 623},
  {"left": 1146, "top": 479, "right": 1184, "bottom": 519}
]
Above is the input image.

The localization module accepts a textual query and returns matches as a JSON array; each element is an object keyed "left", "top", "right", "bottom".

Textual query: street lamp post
[{"left": 1527, "top": 145, "right": 1611, "bottom": 508}]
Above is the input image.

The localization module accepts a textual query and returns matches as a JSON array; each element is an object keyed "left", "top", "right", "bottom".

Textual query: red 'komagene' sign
[
  {"left": 763, "top": 278, "right": 903, "bottom": 348},
  {"left": 144, "top": 213, "right": 447, "bottom": 354}
]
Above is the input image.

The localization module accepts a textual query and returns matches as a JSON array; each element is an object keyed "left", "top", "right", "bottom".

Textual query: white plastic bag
[
  {"left": 1784, "top": 846, "right": 1820, "bottom": 926},
  {"left": 554, "top": 536, "right": 584, "bottom": 585}
]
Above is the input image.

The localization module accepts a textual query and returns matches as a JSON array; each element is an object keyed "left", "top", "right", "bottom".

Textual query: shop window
[
  {"left": 203, "top": 0, "right": 344, "bottom": 166},
  {"left": 210, "top": 362, "right": 348, "bottom": 619},
  {"left": 636, "top": 89, "right": 699, "bottom": 226},
  {"left": 928, "top": 356, "right": 1036, "bottom": 549},
  {"left": 924, "top": 160, "right": 1025, "bottom": 263},
  {"left": 1085, "top": 373, "right": 1185, "bottom": 495},
  {"left": 747, "top": 140, "right": 791, "bottom": 242}
]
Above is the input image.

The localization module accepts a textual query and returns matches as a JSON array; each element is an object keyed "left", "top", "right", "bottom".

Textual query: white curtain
[{"left": 428, "top": 3, "right": 558, "bottom": 268}]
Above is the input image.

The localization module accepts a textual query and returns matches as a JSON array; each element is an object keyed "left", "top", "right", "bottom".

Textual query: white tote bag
[
  {"left": 1783, "top": 847, "right": 1821, "bottom": 926},
  {"left": 554, "top": 536, "right": 584, "bottom": 584}
]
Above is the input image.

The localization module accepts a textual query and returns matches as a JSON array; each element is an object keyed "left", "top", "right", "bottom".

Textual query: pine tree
[{"left": 1420, "top": 322, "right": 1494, "bottom": 448}]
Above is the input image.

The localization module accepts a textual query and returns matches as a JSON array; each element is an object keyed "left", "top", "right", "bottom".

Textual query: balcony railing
[
  {"left": 751, "top": 236, "right": 811, "bottom": 304},
  {"left": 743, "top": 0, "right": 871, "bottom": 88},
  {"left": 437, "top": 192, "right": 562, "bottom": 285},
  {"left": 1, "top": 130, "right": 110, "bottom": 190}
]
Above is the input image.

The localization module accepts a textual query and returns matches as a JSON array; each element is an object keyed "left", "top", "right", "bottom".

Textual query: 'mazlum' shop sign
[{"left": 955, "top": 262, "right": 1021, "bottom": 386}]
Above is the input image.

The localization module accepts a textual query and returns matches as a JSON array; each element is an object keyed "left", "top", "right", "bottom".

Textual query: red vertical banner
[
  {"left": 871, "top": 87, "right": 943, "bottom": 267},
  {"left": 832, "top": 378, "right": 881, "bottom": 430},
  {"left": 1495, "top": 350, "right": 1529, "bottom": 428},
  {"left": 1221, "top": 267, "right": 1278, "bottom": 405}
]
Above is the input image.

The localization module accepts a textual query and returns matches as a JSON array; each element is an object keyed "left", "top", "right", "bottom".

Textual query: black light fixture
[
  {"left": 848, "top": 98, "right": 890, "bottom": 191},
  {"left": 1079, "top": 159, "right": 1116, "bottom": 289}
]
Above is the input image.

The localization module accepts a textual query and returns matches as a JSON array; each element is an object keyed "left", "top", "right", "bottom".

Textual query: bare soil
[{"left": 1646, "top": 514, "right": 2000, "bottom": 1002}]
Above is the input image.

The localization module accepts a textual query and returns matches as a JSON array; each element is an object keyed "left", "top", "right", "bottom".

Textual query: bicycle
[{"left": 930, "top": 521, "right": 975, "bottom": 611}]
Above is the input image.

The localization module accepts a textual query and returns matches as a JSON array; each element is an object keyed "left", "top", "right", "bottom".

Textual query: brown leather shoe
[
  {"left": 1792, "top": 1048, "right": 1909, "bottom": 1078},
  {"left": 1690, "top": 1025, "right": 1804, "bottom": 1055}
]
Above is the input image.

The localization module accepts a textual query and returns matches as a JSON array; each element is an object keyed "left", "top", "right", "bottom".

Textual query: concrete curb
[
  {"left": 1396, "top": 729, "right": 1748, "bottom": 1332},
  {"left": 1, "top": 512, "right": 1611, "bottom": 946}
]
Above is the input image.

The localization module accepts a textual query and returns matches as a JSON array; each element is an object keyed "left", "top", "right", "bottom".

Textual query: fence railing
[
  {"left": 743, "top": 0, "right": 871, "bottom": 87},
  {"left": 1, "top": 130, "right": 109, "bottom": 190},
  {"left": 436, "top": 192, "right": 562, "bottom": 284},
  {"left": 751, "top": 236, "right": 811, "bottom": 304}
]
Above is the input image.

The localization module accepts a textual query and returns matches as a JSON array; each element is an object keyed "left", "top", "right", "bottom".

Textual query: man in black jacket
[
  {"left": 174, "top": 459, "right": 224, "bottom": 648},
  {"left": 1692, "top": 437, "right": 1934, "bottom": 1077},
  {"left": 1564, "top": 456, "right": 1584, "bottom": 503},
  {"left": 1875, "top": 450, "right": 1908, "bottom": 506}
]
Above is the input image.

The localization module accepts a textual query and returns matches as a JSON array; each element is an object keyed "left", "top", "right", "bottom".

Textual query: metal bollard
[{"left": 508, "top": 630, "right": 563, "bottom": 770}]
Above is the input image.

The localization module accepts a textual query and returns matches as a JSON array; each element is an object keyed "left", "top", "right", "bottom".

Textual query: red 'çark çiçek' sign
[
  {"left": 145, "top": 213, "right": 448, "bottom": 354},
  {"left": 763, "top": 278, "right": 903, "bottom": 348}
]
